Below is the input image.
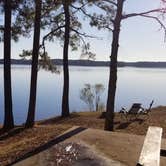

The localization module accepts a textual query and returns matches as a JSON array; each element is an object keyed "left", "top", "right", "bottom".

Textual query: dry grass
[
  {"left": 0, "top": 124, "right": 70, "bottom": 165},
  {"left": 39, "top": 106, "right": 166, "bottom": 137},
  {"left": 0, "top": 106, "right": 166, "bottom": 165}
]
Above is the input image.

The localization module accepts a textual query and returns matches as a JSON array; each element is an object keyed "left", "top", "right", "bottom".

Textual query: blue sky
[{"left": 0, "top": 0, "right": 166, "bottom": 62}]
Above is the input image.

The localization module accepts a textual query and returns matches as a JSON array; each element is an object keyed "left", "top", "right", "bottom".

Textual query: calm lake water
[{"left": 0, "top": 65, "right": 166, "bottom": 124}]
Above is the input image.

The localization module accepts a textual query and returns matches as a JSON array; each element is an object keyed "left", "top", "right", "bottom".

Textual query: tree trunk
[
  {"left": 25, "top": 0, "right": 41, "bottom": 128},
  {"left": 96, "top": 95, "right": 99, "bottom": 112},
  {"left": 62, "top": 2, "right": 70, "bottom": 117},
  {"left": 104, "top": 0, "right": 124, "bottom": 131},
  {"left": 3, "top": 0, "right": 14, "bottom": 130}
]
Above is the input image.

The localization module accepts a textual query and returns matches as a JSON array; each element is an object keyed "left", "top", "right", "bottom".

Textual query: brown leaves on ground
[
  {"left": 0, "top": 106, "right": 166, "bottom": 165},
  {"left": 39, "top": 106, "right": 166, "bottom": 138},
  {"left": 0, "top": 125, "right": 70, "bottom": 166}
]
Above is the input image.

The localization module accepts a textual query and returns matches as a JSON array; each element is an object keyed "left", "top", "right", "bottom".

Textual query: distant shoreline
[{"left": 1, "top": 59, "right": 166, "bottom": 68}]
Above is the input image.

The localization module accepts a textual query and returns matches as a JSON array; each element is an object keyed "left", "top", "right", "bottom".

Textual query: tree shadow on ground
[
  {"left": 39, "top": 113, "right": 81, "bottom": 125},
  {"left": 116, "top": 122, "right": 131, "bottom": 129},
  {"left": 0, "top": 126, "right": 25, "bottom": 141},
  {"left": 114, "top": 121, "right": 121, "bottom": 125},
  {"left": 116, "top": 118, "right": 145, "bottom": 130},
  {"left": 9, "top": 126, "right": 86, "bottom": 166}
]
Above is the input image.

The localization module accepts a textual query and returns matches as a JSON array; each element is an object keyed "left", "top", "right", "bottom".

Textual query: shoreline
[
  {"left": 1, "top": 59, "right": 166, "bottom": 68},
  {"left": 0, "top": 105, "right": 166, "bottom": 128}
]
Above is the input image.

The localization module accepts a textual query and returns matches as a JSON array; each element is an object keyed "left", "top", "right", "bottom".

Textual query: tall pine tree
[
  {"left": 25, "top": 0, "right": 41, "bottom": 128},
  {"left": 3, "top": 0, "right": 14, "bottom": 130}
]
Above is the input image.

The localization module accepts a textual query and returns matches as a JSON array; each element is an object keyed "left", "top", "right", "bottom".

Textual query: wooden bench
[{"left": 137, "top": 126, "right": 163, "bottom": 166}]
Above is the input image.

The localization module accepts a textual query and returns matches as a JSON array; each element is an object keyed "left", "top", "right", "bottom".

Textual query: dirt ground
[
  {"left": 39, "top": 106, "right": 166, "bottom": 137},
  {"left": 0, "top": 106, "right": 166, "bottom": 165},
  {"left": 12, "top": 127, "right": 166, "bottom": 166},
  {"left": 0, "top": 125, "right": 71, "bottom": 165}
]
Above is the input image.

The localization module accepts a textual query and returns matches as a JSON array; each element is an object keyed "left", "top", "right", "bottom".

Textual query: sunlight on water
[{"left": 0, "top": 65, "right": 166, "bottom": 124}]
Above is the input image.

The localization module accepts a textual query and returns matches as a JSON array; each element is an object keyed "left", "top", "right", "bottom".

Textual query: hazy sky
[{"left": 0, "top": 0, "right": 166, "bottom": 62}]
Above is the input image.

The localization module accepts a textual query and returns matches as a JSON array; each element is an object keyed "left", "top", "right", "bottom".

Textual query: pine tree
[
  {"left": 25, "top": 0, "right": 42, "bottom": 128},
  {"left": 89, "top": 0, "right": 166, "bottom": 131},
  {"left": 3, "top": 0, "right": 14, "bottom": 130}
]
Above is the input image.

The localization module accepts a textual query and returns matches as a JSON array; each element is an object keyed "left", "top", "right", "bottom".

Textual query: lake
[{"left": 0, "top": 65, "right": 166, "bottom": 124}]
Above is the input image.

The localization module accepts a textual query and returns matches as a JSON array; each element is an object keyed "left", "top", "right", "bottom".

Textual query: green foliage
[
  {"left": 0, "top": 0, "right": 97, "bottom": 58},
  {"left": 81, "top": 43, "right": 96, "bottom": 60},
  {"left": 40, "top": 0, "right": 97, "bottom": 59},
  {"left": 39, "top": 53, "right": 60, "bottom": 73},
  {"left": 0, "top": 0, "right": 35, "bottom": 42},
  {"left": 19, "top": 49, "right": 59, "bottom": 73},
  {"left": 19, "top": 49, "right": 32, "bottom": 60},
  {"left": 80, "top": 83, "right": 105, "bottom": 111},
  {"left": 88, "top": 1, "right": 116, "bottom": 31}
]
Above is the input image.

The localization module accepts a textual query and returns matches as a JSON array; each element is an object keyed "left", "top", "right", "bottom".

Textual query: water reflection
[{"left": 0, "top": 65, "right": 166, "bottom": 124}]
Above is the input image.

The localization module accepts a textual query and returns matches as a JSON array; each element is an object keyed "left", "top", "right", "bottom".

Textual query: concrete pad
[
  {"left": 63, "top": 127, "right": 166, "bottom": 166},
  {"left": 13, "top": 126, "right": 166, "bottom": 166}
]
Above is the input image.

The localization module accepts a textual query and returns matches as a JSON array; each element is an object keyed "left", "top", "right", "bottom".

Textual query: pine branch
[
  {"left": 70, "top": 28, "right": 100, "bottom": 39},
  {"left": 139, "top": 14, "right": 166, "bottom": 41},
  {"left": 122, "top": 8, "right": 166, "bottom": 19},
  {"left": 41, "top": 25, "right": 65, "bottom": 46},
  {"left": 70, "top": 2, "right": 89, "bottom": 14},
  {"left": 102, "top": 0, "right": 117, "bottom": 7},
  {"left": 40, "top": 25, "right": 65, "bottom": 58},
  {"left": 141, "top": 14, "right": 166, "bottom": 31},
  {"left": 122, "top": 9, "right": 166, "bottom": 41}
]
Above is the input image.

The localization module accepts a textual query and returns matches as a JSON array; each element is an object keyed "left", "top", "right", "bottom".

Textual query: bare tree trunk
[
  {"left": 62, "top": 1, "right": 70, "bottom": 117},
  {"left": 105, "top": 0, "right": 124, "bottom": 131},
  {"left": 25, "top": 0, "right": 41, "bottom": 128},
  {"left": 95, "top": 96, "right": 99, "bottom": 112},
  {"left": 3, "top": 0, "right": 14, "bottom": 130}
]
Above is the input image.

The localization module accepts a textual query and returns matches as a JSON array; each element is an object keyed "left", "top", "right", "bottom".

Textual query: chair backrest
[
  {"left": 148, "top": 100, "right": 154, "bottom": 111},
  {"left": 128, "top": 103, "right": 141, "bottom": 114},
  {"left": 144, "top": 100, "right": 154, "bottom": 114}
]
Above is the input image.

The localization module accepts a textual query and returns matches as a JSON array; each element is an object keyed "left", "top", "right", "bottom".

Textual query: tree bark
[
  {"left": 104, "top": 0, "right": 124, "bottom": 131},
  {"left": 62, "top": 1, "right": 70, "bottom": 117},
  {"left": 3, "top": 0, "right": 14, "bottom": 130},
  {"left": 25, "top": 0, "right": 41, "bottom": 128}
]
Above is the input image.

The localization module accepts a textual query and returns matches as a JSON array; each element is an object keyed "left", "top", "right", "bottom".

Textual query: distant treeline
[{"left": 0, "top": 59, "right": 166, "bottom": 68}]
